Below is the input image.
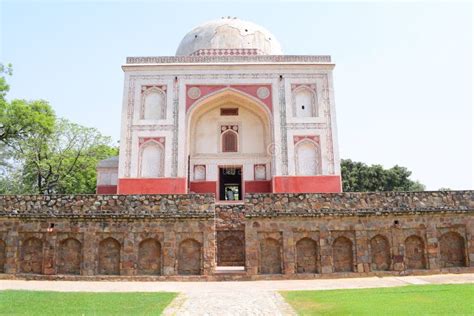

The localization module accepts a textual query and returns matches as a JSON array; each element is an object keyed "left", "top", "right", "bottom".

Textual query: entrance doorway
[{"left": 219, "top": 167, "right": 242, "bottom": 201}]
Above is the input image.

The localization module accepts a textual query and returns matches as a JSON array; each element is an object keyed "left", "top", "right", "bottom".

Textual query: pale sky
[{"left": 1, "top": 1, "right": 472, "bottom": 190}]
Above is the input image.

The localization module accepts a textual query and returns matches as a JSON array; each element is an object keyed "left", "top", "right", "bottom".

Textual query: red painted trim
[
  {"left": 186, "top": 84, "right": 272, "bottom": 112},
  {"left": 189, "top": 181, "right": 217, "bottom": 194},
  {"left": 231, "top": 85, "right": 272, "bottom": 111},
  {"left": 96, "top": 185, "right": 118, "bottom": 194},
  {"left": 272, "top": 176, "right": 342, "bottom": 193},
  {"left": 245, "top": 180, "right": 272, "bottom": 193},
  {"left": 186, "top": 85, "right": 226, "bottom": 110},
  {"left": 293, "top": 135, "right": 320, "bottom": 145},
  {"left": 118, "top": 178, "right": 187, "bottom": 194}
]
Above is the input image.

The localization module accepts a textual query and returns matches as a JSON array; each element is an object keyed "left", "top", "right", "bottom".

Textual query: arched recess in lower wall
[
  {"left": 178, "top": 239, "right": 201, "bottom": 275},
  {"left": 296, "top": 237, "right": 318, "bottom": 273},
  {"left": 404, "top": 235, "right": 426, "bottom": 270},
  {"left": 58, "top": 238, "right": 82, "bottom": 275},
  {"left": 259, "top": 237, "right": 282, "bottom": 274},
  {"left": 332, "top": 236, "right": 353, "bottom": 272},
  {"left": 439, "top": 232, "right": 466, "bottom": 268},
  {"left": 0, "top": 239, "right": 5, "bottom": 273},
  {"left": 370, "top": 235, "right": 391, "bottom": 271},
  {"left": 138, "top": 238, "right": 162, "bottom": 275},
  {"left": 20, "top": 237, "right": 43, "bottom": 274},
  {"left": 98, "top": 237, "right": 121, "bottom": 275}
]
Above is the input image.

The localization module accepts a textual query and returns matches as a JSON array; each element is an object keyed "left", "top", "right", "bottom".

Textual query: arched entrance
[{"left": 186, "top": 88, "right": 273, "bottom": 200}]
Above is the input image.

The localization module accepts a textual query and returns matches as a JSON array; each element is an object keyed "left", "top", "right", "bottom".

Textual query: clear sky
[{"left": 1, "top": 1, "right": 472, "bottom": 190}]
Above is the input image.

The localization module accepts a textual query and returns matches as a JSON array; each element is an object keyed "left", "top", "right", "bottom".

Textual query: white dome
[{"left": 176, "top": 18, "right": 283, "bottom": 56}]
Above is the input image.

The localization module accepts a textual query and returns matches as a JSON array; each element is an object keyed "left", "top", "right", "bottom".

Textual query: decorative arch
[
  {"left": 58, "top": 238, "right": 82, "bottom": 275},
  {"left": 296, "top": 237, "right": 318, "bottom": 273},
  {"left": 292, "top": 85, "right": 318, "bottom": 118},
  {"left": 141, "top": 86, "right": 166, "bottom": 120},
  {"left": 187, "top": 87, "right": 273, "bottom": 118},
  {"left": 187, "top": 88, "right": 273, "bottom": 158},
  {"left": 332, "top": 236, "right": 353, "bottom": 272},
  {"left": 370, "top": 235, "right": 391, "bottom": 271},
  {"left": 20, "top": 237, "right": 43, "bottom": 274},
  {"left": 259, "top": 237, "right": 282, "bottom": 274},
  {"left": 178, "top": 239, "right": 201, "bottom": 275},
  {"left": 221, "top": 129, "right": 239, "bottom": 152},
  {"left": 295, "top": 139, "right": 321, "bottom": 176},
  {"left": 405, "top": 235, "right": 426, "bottom": 270},
  {"left": 0, "top": 239, "right": 5, "bottom": 273},
  {"left": 439, "top": 232, "right": 466, "bottom": 268},
  {"left": 98, "top": 237, "right": 121, "bottom": 275},
  {"left": 139, "top": 140, "right": 164, "bottom": 178},
  {"left": 138, "top": 238, "right": 162, "bottom": 275}
]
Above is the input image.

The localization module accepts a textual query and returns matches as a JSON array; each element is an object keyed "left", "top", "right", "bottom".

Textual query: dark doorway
[{"left": 219, "top": 167, "right": 242, "bottom": 201}]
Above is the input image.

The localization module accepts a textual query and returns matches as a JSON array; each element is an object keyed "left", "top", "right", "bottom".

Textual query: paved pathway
[{"left": 1, "top": 274, "right": 473, "bottom": 315}]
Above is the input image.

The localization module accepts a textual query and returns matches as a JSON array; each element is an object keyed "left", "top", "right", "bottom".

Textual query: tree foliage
[
  {"left": 341, "top": 159, "right": 425, "bottom": 192},
  {"left": 0, "top": 64, "right": 55, "bottom": 145},
  {"left": 0, "top": 63, "right": 118, "bottom": 194},
  {"left": 13, "top": 118, "right": 118, "bottom": 194}
]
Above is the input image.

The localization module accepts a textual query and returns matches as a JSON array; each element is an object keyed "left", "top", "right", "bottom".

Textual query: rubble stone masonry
[{"left": 0, "top": 191, "right": 472, "bottom": 280}]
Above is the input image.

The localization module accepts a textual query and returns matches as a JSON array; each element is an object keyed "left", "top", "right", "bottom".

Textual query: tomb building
[{"left": 97, "top": 17, "right": 341, "bottom": 199}]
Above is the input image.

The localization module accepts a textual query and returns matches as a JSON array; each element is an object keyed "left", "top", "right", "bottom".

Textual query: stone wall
[
  {"left": 244, "top": 191, "right": 474, "bottom": 275},
  {"left": 244, "top": 191, "right": 474, "bottom": 216},
  {"left": 0, "top": 194, "right": 215, "bottom": 218},
  {"left": 0, "top": 194, "right": 215, "bottom": 277},
  {"left": 215, "top": 204, "right": 245, "bottom": 266},
  {"left": 0, "top": 191, "right": 473, "bottom": 280}
]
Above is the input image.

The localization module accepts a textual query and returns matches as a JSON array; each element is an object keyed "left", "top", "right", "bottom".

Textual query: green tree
[
  {"left": 0, "top": 99, "right": 56, "bottom": 145},
  {"left": 0, "top": 63, "right": 13, "bottom": 102},
  {"left": 0, "top": 65, "right": 117, "bottom": 194},
  {"left": 341, "top": 159, "right": 425, "bottom": 192},
  {"left": 0, "top": 63, "right": 55, "bottom": 145},
  {"left": 13, "top": 118, "right": 117, "bottom": 194}
]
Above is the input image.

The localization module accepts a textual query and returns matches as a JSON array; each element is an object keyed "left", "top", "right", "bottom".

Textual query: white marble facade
[{"left": 105, "top": 17, "right": 341, "bottom": 194}]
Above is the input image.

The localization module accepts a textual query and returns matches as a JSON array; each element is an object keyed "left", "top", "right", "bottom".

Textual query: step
[{"left": 215, "top": 266, "right": 246, "bottom": 274}]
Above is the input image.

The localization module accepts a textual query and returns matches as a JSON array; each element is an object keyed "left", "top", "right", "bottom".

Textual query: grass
[
  {"left": 281, "top": 284, "right": 474, "bottom": 316},
  {"left": 0, "top": 290, "right": 177, "bottom": 315}
]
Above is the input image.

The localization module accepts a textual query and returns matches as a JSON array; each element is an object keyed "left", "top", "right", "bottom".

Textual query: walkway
[{"left": 1, "top": 274, "right": 473, "bottom": 315}]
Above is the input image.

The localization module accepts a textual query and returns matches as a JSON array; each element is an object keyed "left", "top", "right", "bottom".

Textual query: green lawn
[
  {"left": 0, "top": 290, "right": 177, "bottom": 315},
  {"left": 281, "top": 284, "right": 474, "bottom": 316}
]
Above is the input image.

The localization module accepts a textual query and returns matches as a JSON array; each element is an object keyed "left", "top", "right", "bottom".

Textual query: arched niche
[
  {"left": 259, "top": 237, "right": 282, "bottom": 274},
  {"left": 295, "top": 140, "right": 321, "bottom": 176},
  {"left": 221, "top": 129, "right": 239, "bottom": 152},
  {"left": 98, "top": 237, "right": 121, "bottom": 275},
  {"left": 58, "top": 238, "right": 82, "bottom": 275},
  {"left": 296, "top": 237, "right": 318, "bottom": 273},
  {"left": 292, "top": 85, "right": 318, "bottom": 118},
  {"left": 187, "top": 88, "right": 272, "bottom": 158},
  {"left": 141, "top": 87, "right": 166, "bottom": 120},
  {"left": 20, "top": 237, "right": 43, "bottom": 274},
  {"left": 178, "top": 239, "right": 201, "bottom": 275},
  {"left": 138, "top": 238, "right": 162, "bottom": 275},
  {"left": 332, "top": 236, "right": 353, "bottom": 272},
  {"left": 0, "top": 239, "right": 6, "bottom": 273},
  {"left": 139, "top": 141, "right": 164, "bottom": 178},
  {"left": 404, "top": 235, "right": 426, "bottom": 270},
  {"left": 439, "top": 232, "right": 466, "bottom": 268},
  {"left": 370, "top": 235, "right": 391, "bottom": 271}
]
